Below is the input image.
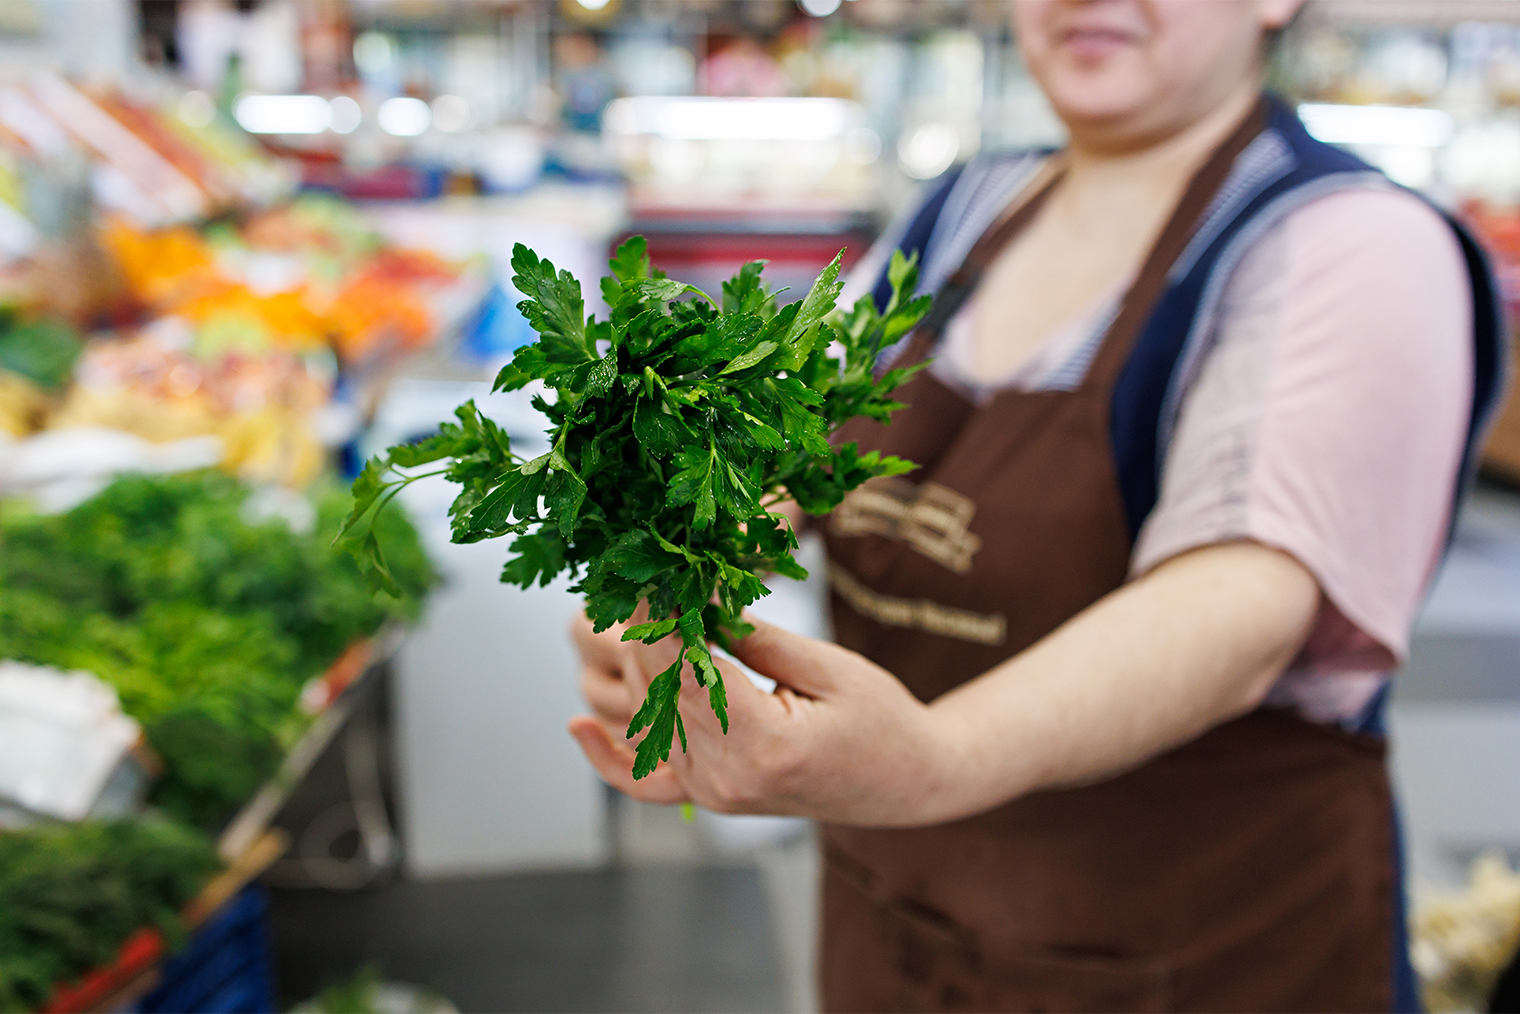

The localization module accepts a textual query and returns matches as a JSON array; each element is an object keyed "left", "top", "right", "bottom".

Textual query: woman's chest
[
  {"left": 823, "top": 374, "right": 1135, "bottom": 672},
  {"left": 966, "top": 192, "right": 1167, "bottom": 381}
]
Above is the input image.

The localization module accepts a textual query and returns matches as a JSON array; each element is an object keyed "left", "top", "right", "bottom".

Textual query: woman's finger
[
  {"left": 568, "top": 715, "right": 689, "bottom": 805},
  {"left": 623, "top": 630, "right": 685, "bottom": 690},
  {"left": 677, "top": 650, "right": 772, "bottom": 734},
  {"left": 581, "top": 663, "right": 634, "bottom": 725},
  {"left": 593, "top": 714, "right": 627, "bottom": 744},
  {"left": 569, "top": 611, "right": 627, "bottom": 671}
]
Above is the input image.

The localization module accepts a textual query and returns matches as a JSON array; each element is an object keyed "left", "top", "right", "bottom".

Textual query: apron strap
[
  {"left": 890, "top": 95, "right": 1269, "bottom": 387},
  {"left": 1081, "top": 96, "right": 1269, "bottom": 390},
  {"left": 887, "top": 155, "right": 1068, "bottom": 370}
]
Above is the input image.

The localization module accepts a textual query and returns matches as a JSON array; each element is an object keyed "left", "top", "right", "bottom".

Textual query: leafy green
[
  {"left": 0, "top": 819, "right": 220, "bottom": 1013},
  {"left": 0, "top": 308, "right": 81, "bottom": 391},
  {"left": 344, "top": 239, "right": 928, "bottom": 778},
  {"left": 307, "top": 963, "right": 386, "bottom": 1014},
  {"left": 0, "top": 471, "right": 435, "bottom": 829}
]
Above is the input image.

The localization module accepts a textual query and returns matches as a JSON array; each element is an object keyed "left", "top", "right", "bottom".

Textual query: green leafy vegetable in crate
[
  {"left": 340, "top": 237, "right": 929, "bottom": 778},
  {"left": 0, "top": 308, "right": 81, "bottom": 391},
  {"left": 0, "top": 472, "right": 435, "bottom": 829},
  {"left": 0, "top": 819, "right": 220, "bottom": 1013}
]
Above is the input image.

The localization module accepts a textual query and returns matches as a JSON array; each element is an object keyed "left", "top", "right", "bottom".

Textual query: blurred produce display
[
  {"left": 1458, "top": 203, "right": 1520, "bottom": 482},
  {"left": 1462, "top": 203, "right": 1520, "bottom": 311},
  {"left": 0, "top": 201, "right": 473, "bottom": 486},
  {"left": 0, "top": 818, "right": 220, "bottom": 1014},
  {"left": 99, "top": 199, "right": 470, "bottom": 364},
  {"left": 0, "top": 75, "right": 291, "bottom": 232},
  {"left": 0, "top": 41, "right": 466, "bottom": 1012},
  {"left": 23, "top": 200, "right": 473, "bottom": 485},
  {"left": 0, "top": 71, "right": 479, "bottom": 498},
  {"left": 1413, "top": 851, "right": 1520, "bottom": 1013},
  {"left": 0, "top": 311, "right": 80, "bottom": 393},
  {"left": 0, "top": 470, "right": 433, "bottom": 832},
  {"left": 0, "top": 310, "right": 81, "bottom": 438},
  {"left": 4, "top": 1, "right": 1520, "bottom": 1010},
  {"left": 47, "top": 326, "right": 330, "bottom": 487}
]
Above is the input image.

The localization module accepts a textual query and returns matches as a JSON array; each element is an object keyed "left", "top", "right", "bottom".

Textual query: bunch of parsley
[{"left": 341, "top": 238, "right": 929, "bottom": 778}]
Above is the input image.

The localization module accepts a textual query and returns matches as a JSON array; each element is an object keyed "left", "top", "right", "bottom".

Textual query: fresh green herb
[
  {"left": 0, "top": 471, "right": 435, "bottom": 829},
  {"left": 342, "top": 238, "right": 929, "bottom": 778},
  {"left": 0, "top": 309, "right": 81, "bottom": 391},
  {"left": 308, "top": 962, "right": 385, "bottom": 1014},
  {"left": 0, "top": 819, "right": 220, "bottom": 1013}
]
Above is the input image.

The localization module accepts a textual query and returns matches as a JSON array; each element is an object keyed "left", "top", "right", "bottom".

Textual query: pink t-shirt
[{"left": 933, "top": 186, "right": 1474, "bottom": 724}]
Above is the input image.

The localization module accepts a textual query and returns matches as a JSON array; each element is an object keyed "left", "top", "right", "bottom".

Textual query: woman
[{"left": 570, "top": 2, "right": 1506, "bottom": 1011}]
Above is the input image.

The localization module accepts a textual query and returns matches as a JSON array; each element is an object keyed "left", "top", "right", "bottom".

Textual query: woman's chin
[
  {"left": 1039, "top": 61, "right": 1156, "bottom": 119},
  {"left": 1046, "top": 88, "right": 1152, "bottom": 136}
]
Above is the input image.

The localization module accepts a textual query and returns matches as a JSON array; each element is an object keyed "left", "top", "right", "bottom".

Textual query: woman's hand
[
  {"left": 568, "top": 614, "right": 643, "bottom": 748},
  {"left": 568, "top": 541, "right": 1319, "bottom": 827},
  {"left": 567, "top": 615, "right": 957, "bottom": 826}
]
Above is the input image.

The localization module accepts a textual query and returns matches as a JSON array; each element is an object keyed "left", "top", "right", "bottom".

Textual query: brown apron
[{"left": 819, "top": 103, "right": 1396, "bottom": 1013}]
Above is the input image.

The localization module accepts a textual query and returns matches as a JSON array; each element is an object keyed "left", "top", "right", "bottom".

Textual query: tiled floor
[{"left": 270, "top": 861, "right": 785, "bottom": 1013}]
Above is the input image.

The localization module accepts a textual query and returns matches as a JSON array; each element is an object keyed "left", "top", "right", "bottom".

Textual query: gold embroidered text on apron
[
  {"left": 829, "top": 565, "right": 1006, "bottom": 646},
  {"left": 830, "top": 477, "right": 982, "bottom": 573}
]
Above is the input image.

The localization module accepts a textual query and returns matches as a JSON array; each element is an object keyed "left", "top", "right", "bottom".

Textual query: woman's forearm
[
  {"left": 912, "top": 542, "right": 1320, "bottom": 825},
  {"left": 568, "top": 540, "right": 1321, "bottom": 829}
]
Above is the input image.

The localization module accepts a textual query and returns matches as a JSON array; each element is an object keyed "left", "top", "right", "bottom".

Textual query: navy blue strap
[
  {"left": 862, "top": 95, "right": 1506, "bottom": 550},
  {"left": 1112, "top": 95, "right": 1506, "bottom": 541},
  {"left": 872, "top": 167, "right": 964, "bottom": 313},
  {"left": 1440, "top": 216, "right": 1509, "bottom": 541}
]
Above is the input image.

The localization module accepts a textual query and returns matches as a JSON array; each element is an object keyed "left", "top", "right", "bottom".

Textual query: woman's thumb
[{"left": 728, "top": 618, "right": 840, "bottom": 698}]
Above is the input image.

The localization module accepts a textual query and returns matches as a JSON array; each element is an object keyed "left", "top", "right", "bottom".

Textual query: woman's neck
[{"left": 1059, "top": 82, "right": 1261, "bottom": 208}]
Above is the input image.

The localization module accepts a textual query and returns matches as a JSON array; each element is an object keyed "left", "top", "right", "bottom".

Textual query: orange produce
[{"left": 99, "top": 219, "right": 217, "bottom": 308}]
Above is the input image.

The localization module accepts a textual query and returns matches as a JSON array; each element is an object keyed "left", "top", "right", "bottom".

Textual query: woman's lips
[{"left": 1060, "top": 27, "right": 1138, "bottom": 61}]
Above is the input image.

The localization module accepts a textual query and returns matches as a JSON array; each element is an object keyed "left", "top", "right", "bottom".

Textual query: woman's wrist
[
  {"left": 888, "top": 697, "right": 983, "bottom": 827},
  {"left": 903, "top": 688, "right": 1051, "bottom": 827}
]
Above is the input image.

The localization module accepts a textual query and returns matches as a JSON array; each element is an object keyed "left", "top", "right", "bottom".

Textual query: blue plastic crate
[{"left": 135, "top": 886, "right": 274, "bottom": 1014}]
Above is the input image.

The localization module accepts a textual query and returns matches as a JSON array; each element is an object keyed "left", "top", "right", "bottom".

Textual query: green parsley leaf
[{"left": 345, "top": 238, "right": 931, "bottom": 778}]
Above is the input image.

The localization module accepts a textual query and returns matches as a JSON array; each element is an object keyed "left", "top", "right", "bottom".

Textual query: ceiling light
[
  {"left": 603, "top": 97, "right": 857, "bottom": 141},
  {"left": 1297, "top": 103, "right": 1455, "bottom": 148},
  {"left": 431, "top": 94, "right": 470, "bottom": 133},
  {"left": 234, "top": 94, "right": 332, "bottom": 135},
  {"left": 329, "top": 95, "right": 361, "bottom": 134},
  {"left": 378, "top": 96, "right": 430, "bottom": 137}
]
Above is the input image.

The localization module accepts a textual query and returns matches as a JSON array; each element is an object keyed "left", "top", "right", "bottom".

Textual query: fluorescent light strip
[
  {"left": 378, "top": 96, "right": 430, "bottom": 137},
  {"left": 235, "top": 94, "right": 332, "bottom": 135},
  {"left": 1297, "top": 103, "right": 1455, "bottom": 149},
  {"left": 604, "top": 97, "right": 857, "bottom": 142}
]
